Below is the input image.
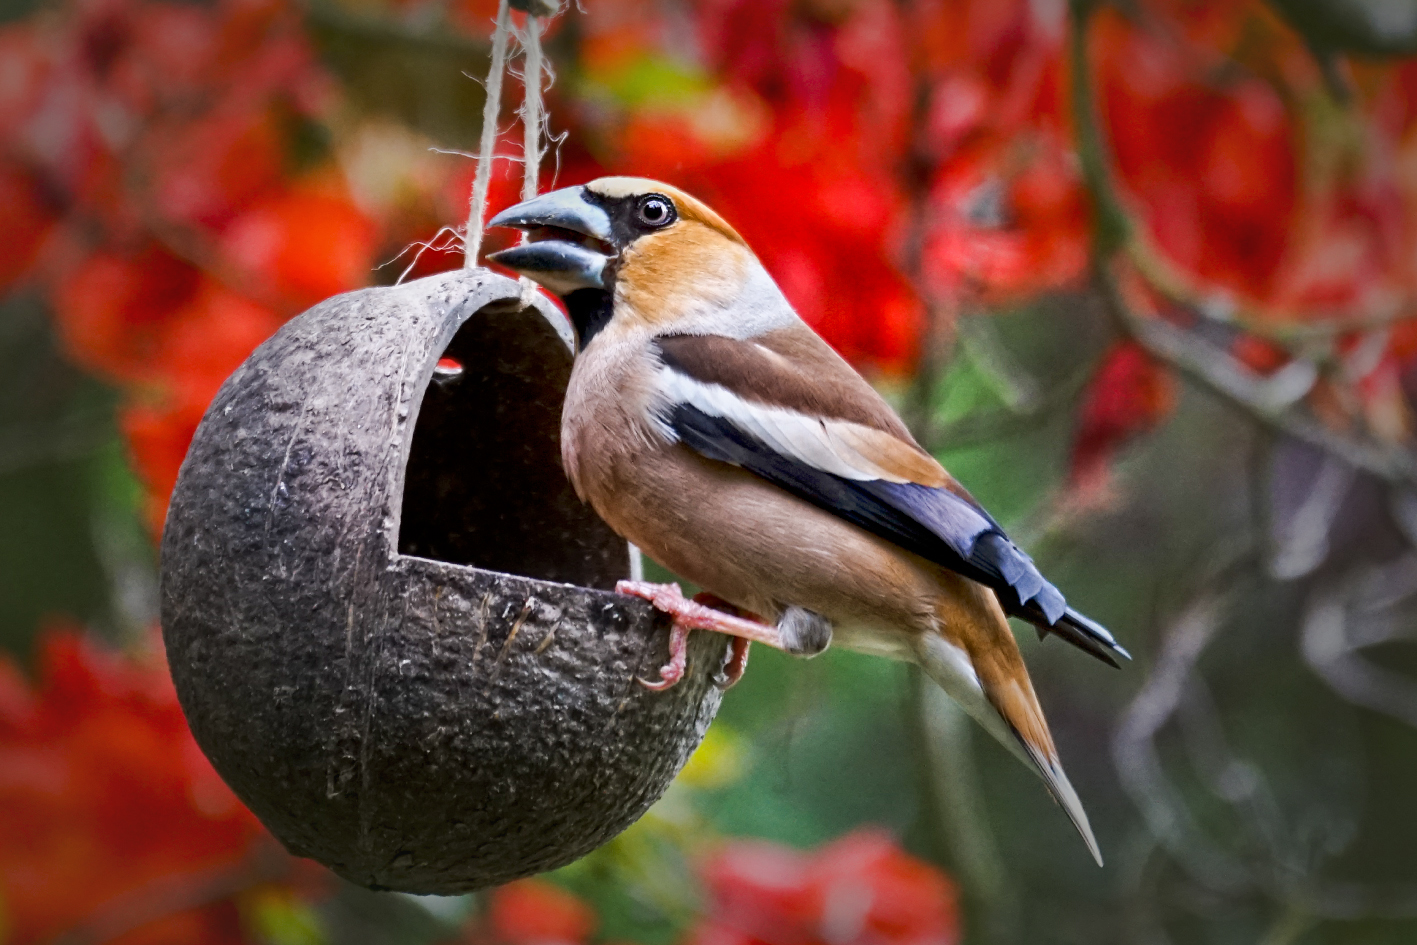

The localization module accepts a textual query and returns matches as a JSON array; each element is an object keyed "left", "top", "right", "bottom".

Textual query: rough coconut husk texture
[{"left": 161, "top": 268, "right": 724, "bottom": 894}]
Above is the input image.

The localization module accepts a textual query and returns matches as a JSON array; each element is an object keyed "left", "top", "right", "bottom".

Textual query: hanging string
[
  {"left": 516, "top": 13, "right": 545, "bottom": 304},
  {"left": 519, "top": 17, "right": 545, "bottom": 207},
  {"left": 463, "top": 0, "right": 513, "bottom": 269}
]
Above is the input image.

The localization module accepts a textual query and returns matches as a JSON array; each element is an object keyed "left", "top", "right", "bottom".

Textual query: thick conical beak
[{"left": 487, "top": 187, "right": 615, "bottom": 295}]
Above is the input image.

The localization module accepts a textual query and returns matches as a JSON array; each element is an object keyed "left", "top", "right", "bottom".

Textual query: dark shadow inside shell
[{"left": 398, "top": 299, "right": 627, "bottom": 588}]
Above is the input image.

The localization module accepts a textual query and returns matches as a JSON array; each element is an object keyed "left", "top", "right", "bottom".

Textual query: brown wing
[{"left": 650, "top": 328, "right": 1128, "bottom": 667}]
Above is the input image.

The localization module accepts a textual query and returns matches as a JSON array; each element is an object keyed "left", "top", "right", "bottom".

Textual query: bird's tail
[{"left": 914, "top": 583, "right": 1102, "bottom": 866}]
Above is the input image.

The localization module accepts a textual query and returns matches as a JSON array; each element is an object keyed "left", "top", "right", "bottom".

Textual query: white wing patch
[{"left": 652, "top": 366, "right": 911, "bottom": 483}]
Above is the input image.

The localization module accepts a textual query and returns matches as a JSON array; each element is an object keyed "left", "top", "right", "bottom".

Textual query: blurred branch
[
  {"left": 1068, "top": 0, "right": 1417, "bottom": 489},
  {"left": 1095, "top": 270, "right": 1417, "bottom": 487},
  {"left": 1125, "top": 240, "right": 1417, "bottom": 345},
  {"left": 1171, "top": 671, "right": 1360, "bottom": 899},
  {"left": 1112, "top": 587, "right": 1254, "bottom": 892},
  {"left": 1302, "top": 557, "right": 1417, "bottom": 729},
  {"left": 1118, "top": 547, "right": 1417, "bottom": 924},
  {"left": 1266, "top": 449, "right": 1357, "bottom": 581},
  {"left": 1068, "top": 0, "right": 1133, "bottom": 260}
]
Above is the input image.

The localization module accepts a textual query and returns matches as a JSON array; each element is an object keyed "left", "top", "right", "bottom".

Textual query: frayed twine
[
  {"left": 463, "top": 0, "right": 513, "bottom": 268},
  {"left": 463, "top": 0, "right": 558, "bottom": 286},
  {"left": 517, "top": 11, "right": 545, "bottom": 305}
]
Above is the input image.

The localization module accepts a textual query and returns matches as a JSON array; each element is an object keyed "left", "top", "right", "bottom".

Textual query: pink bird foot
[
  {"left": 616, "top": 580, "right": 777, "bottom": 691},
  {"left": 638, "top": 618, "right": 692, "bottom": 692}
]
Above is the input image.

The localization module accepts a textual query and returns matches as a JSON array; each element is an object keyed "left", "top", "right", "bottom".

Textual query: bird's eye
[{"left": 636, "top": 195, "right": 675, "bottom": 228}]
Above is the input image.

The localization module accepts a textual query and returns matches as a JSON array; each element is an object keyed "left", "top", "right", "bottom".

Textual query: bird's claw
[
  {"left": 713, "top": 637, "right": 751, "bottom": 690},
  {"left": 628, "top": 589, "right": 693, "bottom": 691},
  {"left": 637, "top": 666, "right": 684, "bottom": 691},
  {"left": 617, "top": 580, "right": 760, "bottom": 691},
  {"left": 636, "top": 627, "right": 689, "bottom": 690}
]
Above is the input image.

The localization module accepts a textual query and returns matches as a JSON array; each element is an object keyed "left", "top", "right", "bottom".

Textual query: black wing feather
[{"left": 669, "top": 403, "right": 1128, "bottom": 667}]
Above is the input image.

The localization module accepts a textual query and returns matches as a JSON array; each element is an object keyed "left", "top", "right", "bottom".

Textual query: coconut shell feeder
[
  {"left": 161, "top": 267, "right": 726, "bottom": 894},
  {"left": 159, "top": 0, "right": 725, "bottom": 895}
]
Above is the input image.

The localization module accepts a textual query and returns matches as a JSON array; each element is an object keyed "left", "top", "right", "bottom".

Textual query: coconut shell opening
[{"left": 398, "top": 298, "right": 627, "bottom": 587}]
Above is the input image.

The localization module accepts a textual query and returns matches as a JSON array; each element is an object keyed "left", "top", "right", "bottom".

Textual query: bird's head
[{"left": 489, "top": 177, "right": 763, "bottom": 351}]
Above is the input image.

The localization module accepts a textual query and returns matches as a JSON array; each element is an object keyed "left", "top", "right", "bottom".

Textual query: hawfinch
[{"left": 489, "top": 177, "right": 1128, "bottom": 864}]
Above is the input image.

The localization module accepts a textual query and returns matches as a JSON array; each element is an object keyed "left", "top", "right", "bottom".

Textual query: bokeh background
[{"left": 6, "top": 0, "right": 1417, "bottom": 942}]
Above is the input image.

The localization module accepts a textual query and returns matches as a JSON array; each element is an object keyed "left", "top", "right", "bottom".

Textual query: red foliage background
[
  {"left": 691, "top": 831, "right": 958, "bottom": 945},
  {"left": 5, "top": 0, "right": 1417, "bottom": 940},
  {"left": 13, "top": 0, "right": 1416, "bottom": 524},
  {"left": 0, "top": 631, "right": 295, "bottom": 944}
]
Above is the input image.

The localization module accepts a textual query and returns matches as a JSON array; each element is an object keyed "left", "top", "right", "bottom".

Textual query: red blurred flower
[
  {"left": 52, "top": 245, "right": 205, "bottom": 384},
  {"left": 0, "top": 628, "right": 307, "bottom": 945},
  {"left": 155, "top": 279, "right": 283, "bottom": 413},
  {"left": 221, "top": 184, "right": 377, "bottom": 310},
  {"left": 1070, "top": 340, "right": 1176, "bottom": 492},
  {"left": 690, "top": 830, "right": 959, "bottom": 945},
  {"left": 1094, "top": 7, "right": 1299, "bottom": 303},
  {"left": 126, "top": 280, "right": 281, "bottom": 532},
  {"left": 613, "top": 98, "right": 923, "bottom": 373},
  {"left": 53, "top": 244, "right": 284, "bottom": 533},
  {"left": 0, "top": 23, "right": 52, "bottom": 140},
  {"left": 0, "top": 160, "right": 58, "bottom": 291},
  {"left": 121, "top": 399, "right": 204, "bottom": 536},
  {"left": 1231, "top": 334, "right": 1289, "bottom": 375},
  {"left": 920, "top": 140, "right": 1090, "bottom": 305},
  {"left": 150, "top": 109, "right": 287, "bottom": 231},
  {"left": 571, "top": 0, "right": 926, "bottom": 372},
  {"left": 483, "top": 879, "right": 598, "bottom": 945}
]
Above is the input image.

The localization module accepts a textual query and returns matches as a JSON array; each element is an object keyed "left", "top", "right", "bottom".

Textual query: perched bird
[{"left": 488, "top": 177, "right": 1128, "bottom": 864}]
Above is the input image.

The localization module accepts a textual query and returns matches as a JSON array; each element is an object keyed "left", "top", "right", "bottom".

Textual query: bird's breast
[{"left": 560, "top": 333, "right": 668, "bottom": 510}]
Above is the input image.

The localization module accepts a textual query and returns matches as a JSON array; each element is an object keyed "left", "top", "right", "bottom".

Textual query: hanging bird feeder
[{"left": 159, "top": 0, "right": 724, "bottom": 896}]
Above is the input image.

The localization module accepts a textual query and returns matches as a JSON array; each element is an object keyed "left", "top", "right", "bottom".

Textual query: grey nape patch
[{"left": 779, "top": 605, "right": 832, "bottom": 656}]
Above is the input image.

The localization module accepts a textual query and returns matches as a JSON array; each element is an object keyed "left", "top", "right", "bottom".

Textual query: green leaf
[{"left": 244, "top": 889, "right": 327, "bottom": 945}]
